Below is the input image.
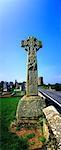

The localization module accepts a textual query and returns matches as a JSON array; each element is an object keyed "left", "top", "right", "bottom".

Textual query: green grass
[
  {"left": 25, "top": 133, "right": 35, "bottom": 139},
  {"left": 29, "top": 141, "right": 35, "bottom": 145},
  {"left": 38, "top": 136, "right": 46, "bottom": 143},
  {"left": 0, "top": 97, "right": 28, "bottom": 150}
]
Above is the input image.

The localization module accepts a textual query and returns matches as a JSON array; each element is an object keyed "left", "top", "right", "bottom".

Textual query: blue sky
[{"left": 0, "top": 0, "right": 61, "bottom": 84}]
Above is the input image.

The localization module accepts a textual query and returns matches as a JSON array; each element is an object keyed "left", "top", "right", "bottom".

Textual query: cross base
[{"left": 16, "top": 95, "right": 46, "bottom": 121}]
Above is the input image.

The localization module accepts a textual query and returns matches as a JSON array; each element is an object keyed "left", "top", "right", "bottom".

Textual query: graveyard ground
[
  {"left": 0, "top": 97, "right": 29, "bottom": 150},
  {"left": 0, "top": 97, "right": 48, "bottom": 150},
  {"left": 0, "top": 97, "right": 58, "bottom": 150}
]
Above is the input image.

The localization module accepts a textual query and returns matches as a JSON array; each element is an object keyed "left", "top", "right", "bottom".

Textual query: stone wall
[{"left": 43, "top": 106, "right": 61, "bottom": 150}]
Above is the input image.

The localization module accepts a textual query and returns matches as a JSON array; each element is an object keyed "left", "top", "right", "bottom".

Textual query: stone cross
[{"left": 21, "top": 36, "right": 42, "bottom": 96}]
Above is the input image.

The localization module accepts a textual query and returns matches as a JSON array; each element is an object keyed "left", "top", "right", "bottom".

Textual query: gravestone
[
  {"left": 16, "top": 36, "right": 46, "bottom": 122},
  {"left": 3, "top": 82, "right": 7, "bottom": 92}
]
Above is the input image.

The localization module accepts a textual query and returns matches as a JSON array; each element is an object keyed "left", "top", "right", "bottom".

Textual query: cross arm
[
  {"left": 21, "top": 36, "right": 42, "bottom": 51},
  {"left": 21, "top": 39, "right": 29, "bottom": 51},
  {"left": 36, "top": 40, "right": 42, "bottom": 51}
]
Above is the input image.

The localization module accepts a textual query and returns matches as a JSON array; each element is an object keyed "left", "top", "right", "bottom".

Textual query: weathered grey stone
[
  {"left": 43, "top": 106, "right": 61, "bottom": 150},
  {"left": 21, "top": 36, "right": 42, "bottom": 96},
  {"left": 16, "top": 36, "right": 46, "bottom": 123},
  {"left": 43, "top": 105, "right": 59, "bottom": 121},
  {"left": 16, "top": 95, "right": 46, "bottom": 121}
]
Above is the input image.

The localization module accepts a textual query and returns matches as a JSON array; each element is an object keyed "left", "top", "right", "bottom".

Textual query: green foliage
[
  {"left": 39, "top": 118, "right": 43, "bottom": 126},
  {"left": 38, "top": 117, "right": 47, "bottom": 134},
  {"left": 25, "top": 133, "right": 35, "bottom": 139},
  {"left": 30, "top": 141, "right": 35, "bottom": 145},
  {"left": 54, "top": 84, "right": 61, "bottom": 91},
  {"left": 0, "top": 97, "right": 29, "bottom": 150},
  {"left": 16, "top": 124, "right": 21, "bottom": 131},
  {"left": 38, "top": 136, "right": 46, "bottom": 143},
  {"left": 40, "top": 83, "right": 61, "bottom": 91},
  {"left": 39, "top": 118, "right": 46, "bottom": 125},
  {"left": 16, "top": 126, "right": 20, "bottom": 131},
  {"left": 39, "top": 85, "right": 48, "bottom": 89}
]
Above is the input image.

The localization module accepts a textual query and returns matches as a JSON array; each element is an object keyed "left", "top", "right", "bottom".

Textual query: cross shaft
[{"left": 21, "top": 36, "right": 42, "bottom": 96}]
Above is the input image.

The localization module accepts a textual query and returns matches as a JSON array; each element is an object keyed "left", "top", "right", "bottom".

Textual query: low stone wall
[{"left": 43, "top": 106, "right": 61, "bottom": 150}]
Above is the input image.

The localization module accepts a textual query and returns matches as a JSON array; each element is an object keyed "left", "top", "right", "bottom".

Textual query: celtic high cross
[{"left": 21, "top": 36, "right": 42, "bottom": 96}]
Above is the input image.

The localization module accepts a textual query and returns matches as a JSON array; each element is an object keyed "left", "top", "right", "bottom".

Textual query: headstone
[
  {"left": 3, "top": 82, "right": 7, "bottom": 92},
  {"left": 15, "top": 80, "right": 19, "bottom": 89},
  {"left": 16, "top": 36, "right": 46, "bottom": 122}
]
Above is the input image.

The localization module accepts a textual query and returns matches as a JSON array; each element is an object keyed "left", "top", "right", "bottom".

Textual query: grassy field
[{"left": 0, "top": 97, "right": 28, "bottom": 150}]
